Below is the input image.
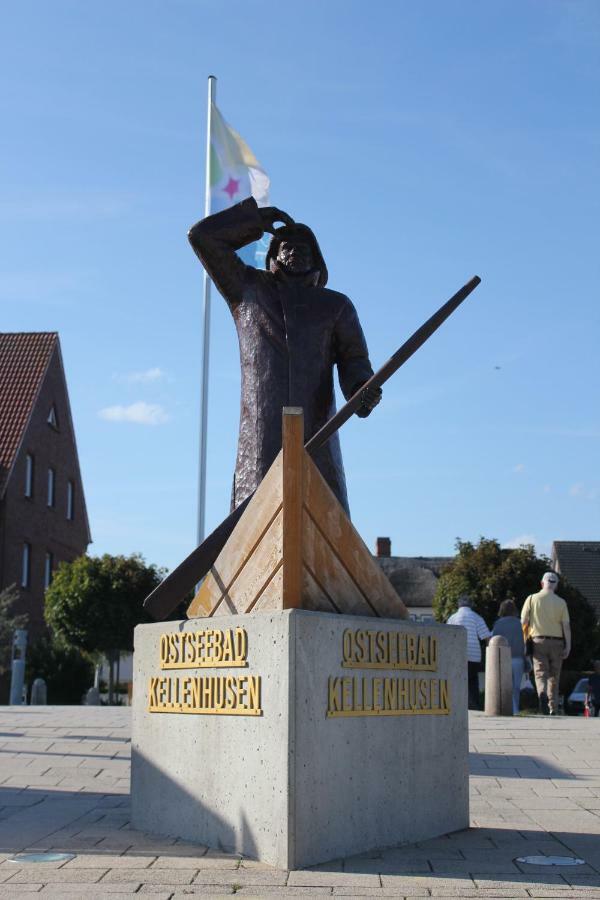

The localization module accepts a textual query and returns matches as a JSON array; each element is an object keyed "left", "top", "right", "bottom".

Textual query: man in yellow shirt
[{"left": 521, "top": 572, "right": 571, "bottom": 715}]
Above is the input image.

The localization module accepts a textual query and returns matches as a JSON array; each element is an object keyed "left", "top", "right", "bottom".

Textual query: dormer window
[{"left": 47, "top": 405, "right": 59, "bottom": 429}]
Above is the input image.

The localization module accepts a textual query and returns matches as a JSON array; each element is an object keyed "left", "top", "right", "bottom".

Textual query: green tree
[
  {"left": 0, "top": 585, "right": 27, "bottom": 677},
  {"left": 433, "top": 538, "right": 598, "bottom": 671},
  {"left": 26, "top": 634, "right": 94, "bottom": 704},
  {"left": 45, "top": 553, "right": 166, "bottom": 702}
]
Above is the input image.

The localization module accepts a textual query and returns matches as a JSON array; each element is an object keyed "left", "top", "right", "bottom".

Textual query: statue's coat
[{"left": 188, "top": 197, "right": 375, "bottom": 515}]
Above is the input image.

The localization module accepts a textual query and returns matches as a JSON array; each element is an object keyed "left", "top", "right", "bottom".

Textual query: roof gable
[
  {"left": 0, "top": 332, "right": 58, "bottom": 496},
  {"left": 552, "top": 541, "right": 600, "bottom": 613}
]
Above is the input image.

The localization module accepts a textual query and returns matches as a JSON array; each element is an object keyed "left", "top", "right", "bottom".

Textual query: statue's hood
[{"left": 265, "top": 223, "right": 328, "bottom": 287}]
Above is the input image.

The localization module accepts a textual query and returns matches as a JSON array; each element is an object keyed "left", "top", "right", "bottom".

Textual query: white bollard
[
  {"left": 9, "top": 629, "right": 28, "bottom": 706},
  {"left": 85, "top": 686, "right": 101, "bottom": 705},
  {"left": 30, "top": 678, "right": 47, "bottom": 705},
  {"left": 485, "top": 635, "right": 513, "bottom": 716}
]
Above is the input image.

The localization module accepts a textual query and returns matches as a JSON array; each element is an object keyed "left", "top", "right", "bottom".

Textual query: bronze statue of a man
[{"left": 188, "top": 198, "right": 381, "bottom": 515}]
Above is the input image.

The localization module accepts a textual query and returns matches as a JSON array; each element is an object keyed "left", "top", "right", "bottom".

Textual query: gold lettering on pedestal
[
  {"left": 328, "top": 628, "right": 450, "bottom": 718},
  {"left": 159, "top": 626, "right": 248, "bottom": 669},
  {"left": 148, "top": 674, "right": 262, "bottom": 716},
  {"left": 149, "top": 627, "right": 262, "bottom": 716}
]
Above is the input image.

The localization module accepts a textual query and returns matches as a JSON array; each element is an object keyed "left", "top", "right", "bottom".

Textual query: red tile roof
[{"left": 0, "top": 332, "right": 58, "bottom": 495}]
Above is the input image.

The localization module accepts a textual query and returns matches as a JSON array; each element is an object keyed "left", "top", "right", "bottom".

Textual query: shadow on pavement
[
  {"left": 470, "top": 751, "right": 571, "bottom": 778},
  {"left": 315, "top": 825, "right": 600, "bottom": 888}
]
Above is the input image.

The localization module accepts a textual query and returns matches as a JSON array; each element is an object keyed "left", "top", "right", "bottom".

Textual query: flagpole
[{"left": 197, "top": 74, "right": 216, "bottom": 546}]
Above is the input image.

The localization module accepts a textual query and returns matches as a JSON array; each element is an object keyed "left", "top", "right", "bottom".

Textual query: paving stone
[
  {"left": 307, "top": 860, "right": 344, "bottom": 872},
  {"left": 169, "top": 893, "right": 234, "bottom": 899},
  {"left": 527, "top": 891, "right": 600, "bottom": 898},
  {"left": 150, "top": 854, "right": 209, "bottom": 867},
  {"left": 38, "top": 882, "right": 143, "bottom": 893},
  {"left": 151, "top": 842, "right": 208, "bottom": 858},
  {"left": 345, "top": 858, "right": 430, "bottom": 875},
  {"left": 0, "top": 888, "right": 44, "bottom": 895},
  {"left": 430, "top": 859, "right": 521, "bottom": 875},
  {"left": 193, "top": 857, "right": 241, "bottom": 870},
  {"left": 103, "top": 867, "right": 198, "bottom": 883},
  {"left": 63, "top": 853, "right": 156, "bottom": 868},
  {"left": 41, "top": 891, "right": 171, "bottom": 899},
  {"left": 381, "top": 873, "right": 474, "bottom": 890},
  {"left": 472, "top": 875, "right": 567, "bottom": 888},
  {"left": 336, "top": 891, "right": 430, "bottom": 897},
  {"left": 6, "top": 868, "right": 109, "bottom": 883},
  {"left": 563, "top": 874, "right": 600, "bottom": 886},
  {"left": 191, "top": 869, "right": 287, "bottom": 885},
  {"left": 233, "top": 889, "right": 332, "bottom": 895},
  {"left": 377, "top": 847, "right": 463, "bottom": 861},
  {"left": 288, "top": 870, "right": 379, "bottom": 887}
]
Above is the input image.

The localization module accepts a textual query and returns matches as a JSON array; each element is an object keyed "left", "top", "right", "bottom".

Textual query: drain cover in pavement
[
  {"left": 8, "top": 853, "right": 75, "bottom": 864},
  {"left": 517, "top": 855, "right": 585, "bottom": 866}
]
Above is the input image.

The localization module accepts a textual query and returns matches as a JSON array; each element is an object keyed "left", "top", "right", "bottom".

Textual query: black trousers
[{"left": 468, "top": 661, "right": 481, "bottom": 710}]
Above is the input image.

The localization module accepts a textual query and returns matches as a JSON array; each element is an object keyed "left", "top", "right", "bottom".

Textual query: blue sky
[{"left": 2, "top": 1, "right": 599, "bottom": 571}]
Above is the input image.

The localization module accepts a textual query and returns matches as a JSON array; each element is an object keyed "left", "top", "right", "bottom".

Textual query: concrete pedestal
[{"left": 131, "top": 610, "right": 469, "bottom": 869}]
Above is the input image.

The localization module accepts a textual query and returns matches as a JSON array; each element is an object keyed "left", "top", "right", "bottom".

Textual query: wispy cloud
[
  {"left": 513, "top": 463, "right": 525, "bottom": 474},
  {"left": 98, "top": 402, "right": 169, "bottom": 426},
  {"left": 115, "top": 367, "right": 168, "bottom": 384},
  {"left": 503, "top": 534, "right": 552, "bottom": 559},
  {"left": 569, "top": 482, "right": 598, "bottom": 501},
  {"left": 543, "top": 485, "right": 551, "bottom": 494}
]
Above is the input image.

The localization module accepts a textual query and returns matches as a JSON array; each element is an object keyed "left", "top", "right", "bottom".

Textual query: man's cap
[
  {"left": 458, "top": 595, "right": 472, "bottom": 607},
  {"left": 542, "top": 572, "right": 559, "bottom": 584},
  {"left": 266, "top": 223, "right": 328, "bottom": 287}
]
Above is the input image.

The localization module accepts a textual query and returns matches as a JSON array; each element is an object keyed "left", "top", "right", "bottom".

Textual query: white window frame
[
  {"left": 21, "top": 543, "right": 31, "bottom": 588},
  {"left": 25, "top": 453, "right": 34, "bottom": 498},
  {"left": 44, "top": 552, "right": 54, "bottom": 589},
  {"left": 67, "top": 480, "right": 74, "bottom": 520},
  {"left": 47, "top": 468, "right": 55, "bottom": 507}
]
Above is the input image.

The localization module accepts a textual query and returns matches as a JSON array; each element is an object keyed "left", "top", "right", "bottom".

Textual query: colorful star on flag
[{"left": 223, "top": 177, "right": 240, "bottom": 200}]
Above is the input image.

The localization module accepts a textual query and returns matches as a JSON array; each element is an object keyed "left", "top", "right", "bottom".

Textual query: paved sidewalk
[{"left": 0, "top": 708, "right": 599, "bottom": 898}]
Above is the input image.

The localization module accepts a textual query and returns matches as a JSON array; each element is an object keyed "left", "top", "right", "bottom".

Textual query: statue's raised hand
[{"left": 258, "top": 207, "right": 295, "bottom": 234}]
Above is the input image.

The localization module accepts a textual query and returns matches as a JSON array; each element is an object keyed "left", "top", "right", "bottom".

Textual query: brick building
[{"left": 0, "top": 332, "right": 90, "bottom": 640}]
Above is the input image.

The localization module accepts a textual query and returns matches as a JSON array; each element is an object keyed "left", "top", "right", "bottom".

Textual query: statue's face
[{"left": 276, "top": 239, "right": 314, "bottom": 275}]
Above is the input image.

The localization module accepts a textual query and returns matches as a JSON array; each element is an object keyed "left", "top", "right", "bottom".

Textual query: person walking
[
  {"left": 492, "top": 599, "right": 526, "bottom": 715},
  {"left": 585, "top": 660, "right": 600, "bottom": 717},
  {"left": 521, "top": 572, "right": 571, "bottom": 715},
  {"left": 447, "top": 596, "right": 491, "bottom": 710}
]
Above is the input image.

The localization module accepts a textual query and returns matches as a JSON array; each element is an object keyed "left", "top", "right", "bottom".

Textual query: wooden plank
[
  {"left": 188, "top": 453, "right": 283, "bottom": 618},
  {"left": 281, "top": 408, "right": 304, "bottom": 609},
  {"left": 252, "top": 562, "right": 284, "bottom": 613},
  {"left": 302, "top": 511, "right": 375, "bottom": 616},
  {"left": 211, "top": 509, "right": 284, "bottom": 615},
  {"left": 303, "top": 455, "right": 408, "bottom": 619},
  {"left": 302, "top": 565, "right": 339, "bottom": 613}
]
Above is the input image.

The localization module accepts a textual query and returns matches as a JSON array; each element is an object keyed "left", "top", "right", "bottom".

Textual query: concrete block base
[{"left": 131, "top": 610, "right": 468, "bottom": 869}]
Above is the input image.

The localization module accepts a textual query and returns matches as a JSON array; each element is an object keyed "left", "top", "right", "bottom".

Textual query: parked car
[{"left": 566, "top": 678, "right": 589, "bottom": 715}]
